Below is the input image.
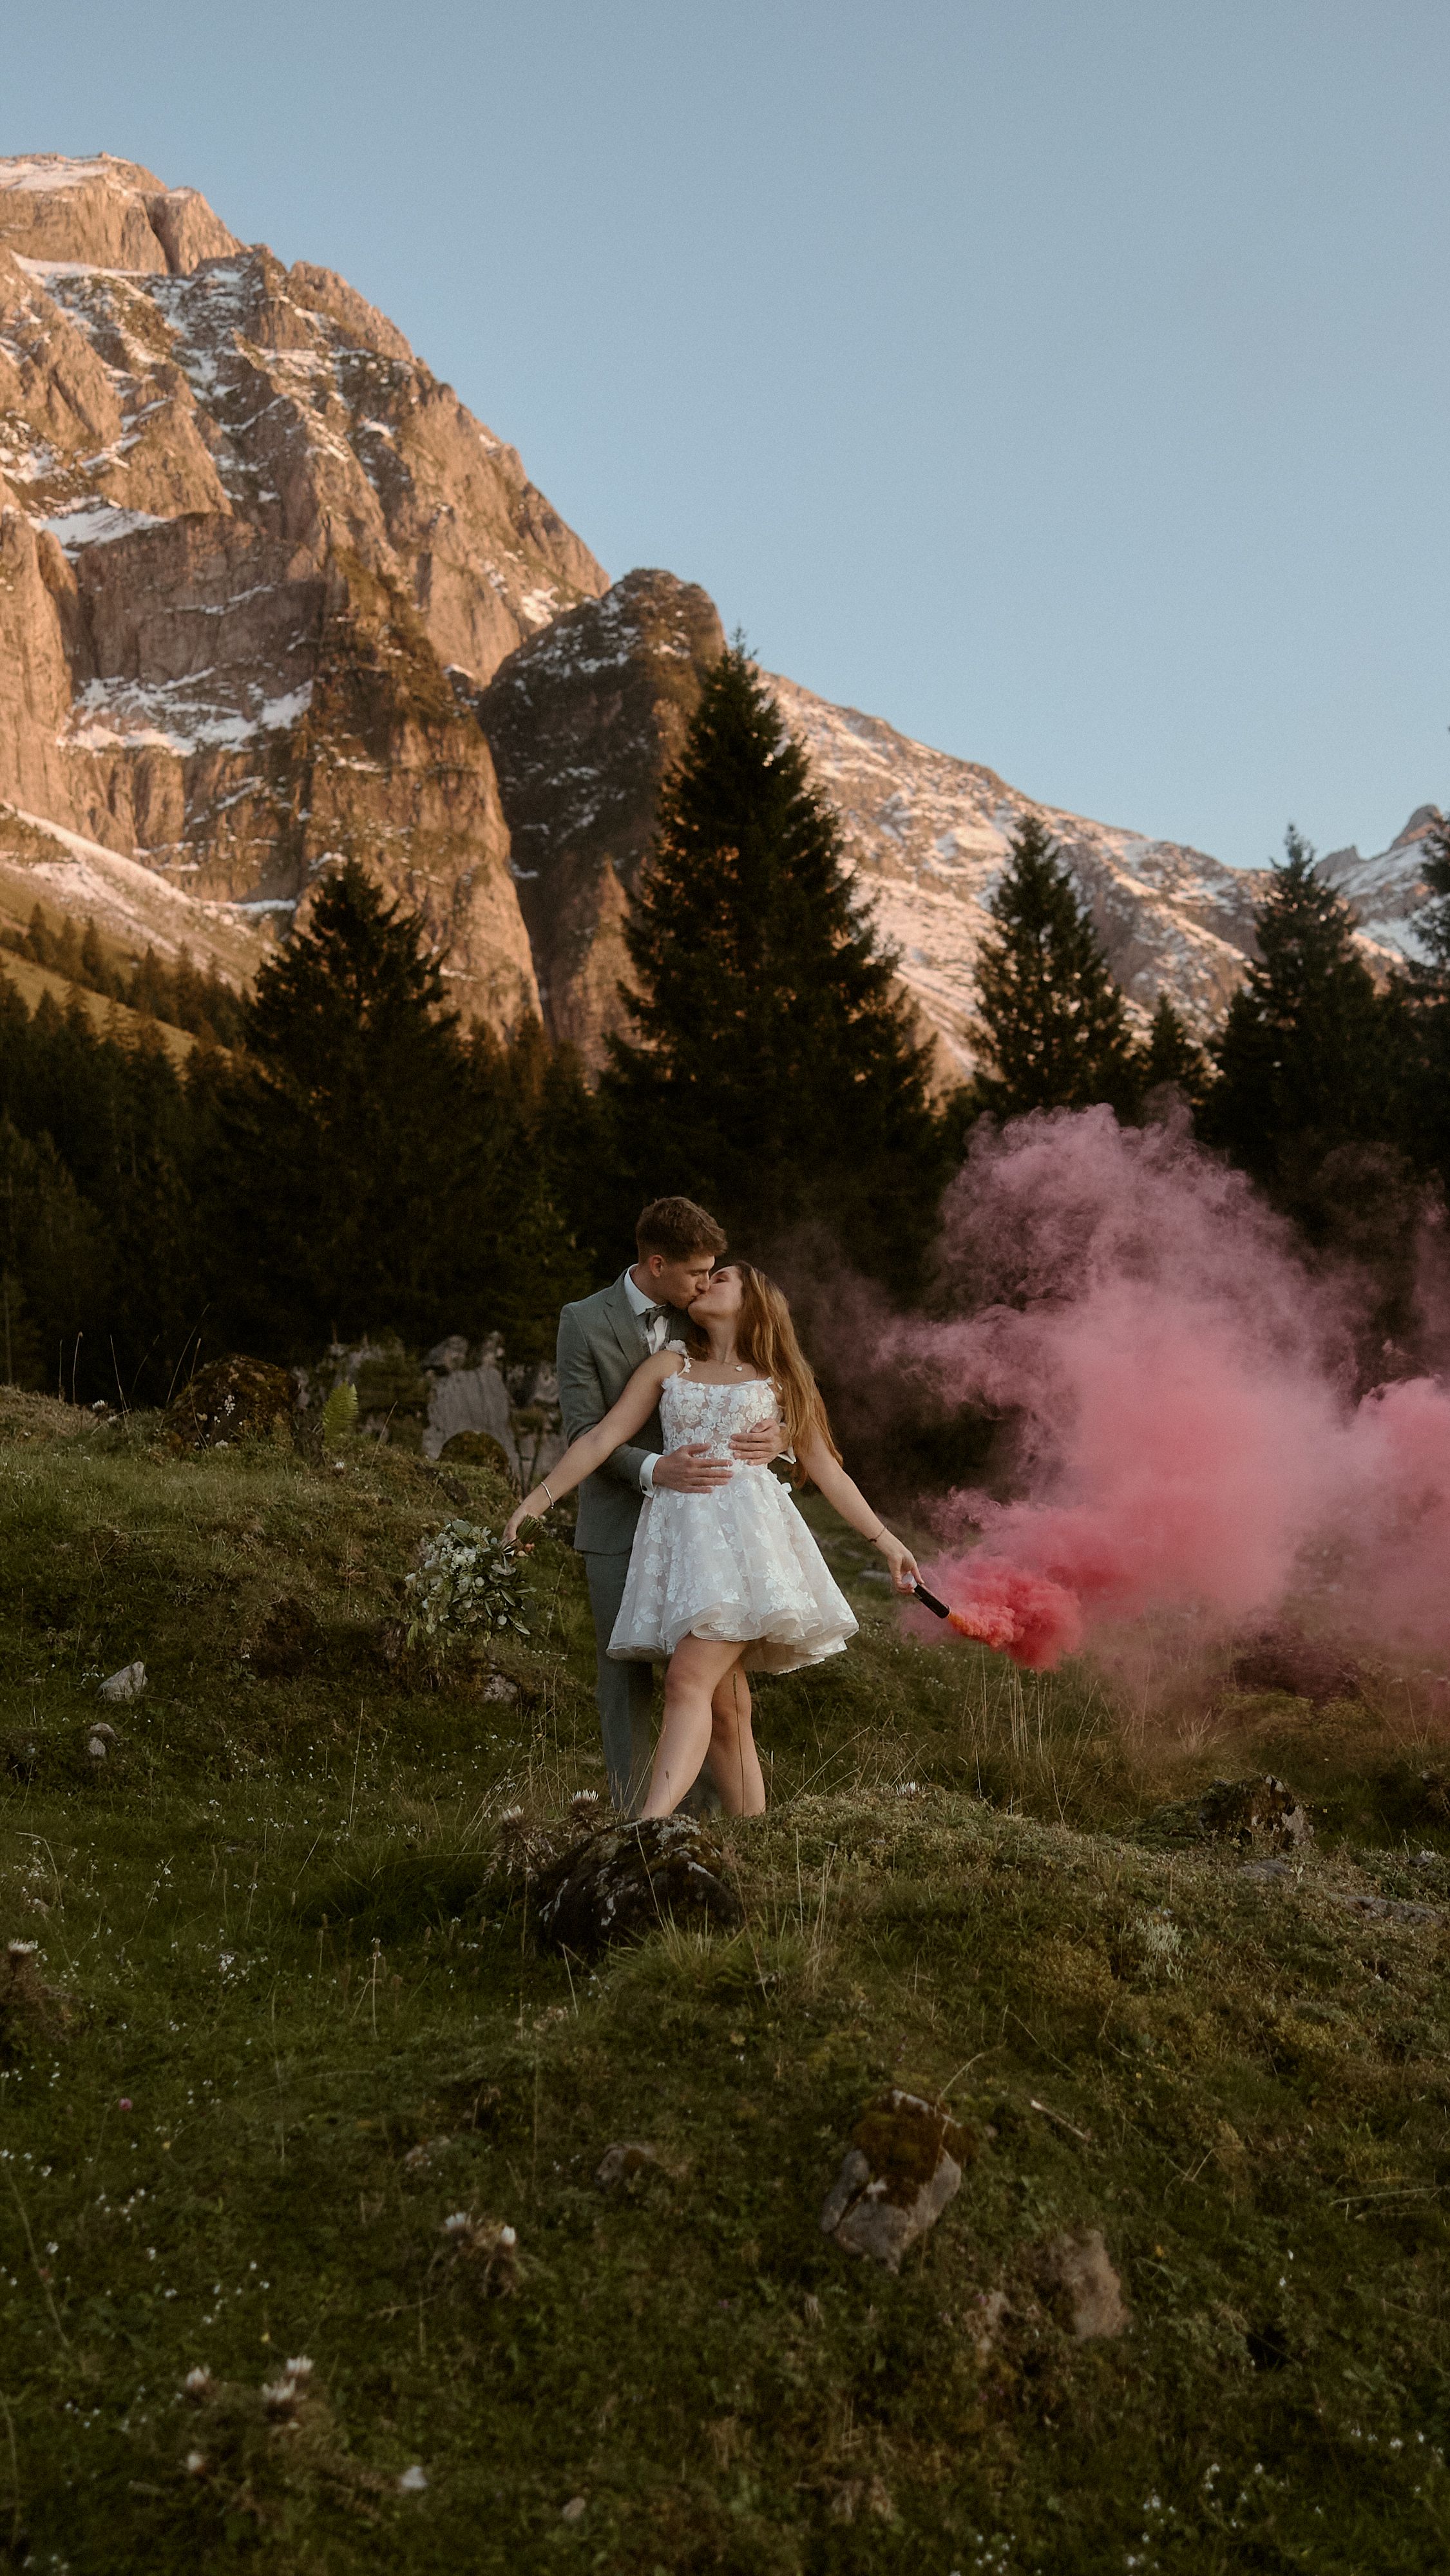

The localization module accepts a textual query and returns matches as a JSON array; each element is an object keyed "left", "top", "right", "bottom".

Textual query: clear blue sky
[{"left": 6, "top": 1, "right": 1447, "bottom": 867}]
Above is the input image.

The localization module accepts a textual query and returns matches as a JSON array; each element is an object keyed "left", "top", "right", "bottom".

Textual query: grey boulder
[
  {"left": 821, "top": 2089, "right": 971, "bottom": 2275},
  {"left": 99, "top": 1662, "right": 146, "bottom": 1703}
]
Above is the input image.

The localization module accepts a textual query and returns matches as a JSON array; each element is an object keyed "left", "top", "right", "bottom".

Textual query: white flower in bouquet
[{"left": 404, "top": 1520, "right": 530, "bottom": 1653}]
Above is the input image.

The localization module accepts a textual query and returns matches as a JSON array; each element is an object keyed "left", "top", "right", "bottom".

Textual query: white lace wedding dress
[{"left": 609, "top": 1364, "right": 858, "bottom": 1675}]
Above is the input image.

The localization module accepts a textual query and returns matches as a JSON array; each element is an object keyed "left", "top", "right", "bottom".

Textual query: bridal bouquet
[{"left": 405, "top": 1520, "right": 531, "bottom": 1654}]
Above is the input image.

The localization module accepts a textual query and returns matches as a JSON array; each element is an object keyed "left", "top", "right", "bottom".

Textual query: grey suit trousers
[{"left": 586, "top": 1549, "right": 656, "bottom": 1815}]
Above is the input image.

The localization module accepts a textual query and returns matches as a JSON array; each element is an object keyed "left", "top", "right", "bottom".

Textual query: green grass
[{"left": 1, "top": 1397, "right": 1447, "bottom": 2571}]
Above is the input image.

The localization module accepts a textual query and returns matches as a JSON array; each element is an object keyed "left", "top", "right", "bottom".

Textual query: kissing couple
[{"left": 505, "top": 1196, "right": 920, "bottom": 1822}]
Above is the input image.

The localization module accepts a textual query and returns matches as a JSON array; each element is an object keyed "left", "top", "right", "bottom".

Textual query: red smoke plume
[{"left": 892, "top": 1109, "right": 1450, "bottom": 1672}]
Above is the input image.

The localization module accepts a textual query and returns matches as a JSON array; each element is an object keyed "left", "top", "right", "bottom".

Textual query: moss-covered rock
[
  {"left": 531, "top": 1817, "right": 743, "bottom": 1954},
  {"left": 1230, "top": 1623, "right": 1362, "bottom": 1704},
  {"left": 439, "top": 1430, "right": 515, "bottom": 1480},
  {"left": 820, "top": 2088, "right": 972, "bottom": 2274},
  {"left": 1199, "top": 1773, "right": 1312, "bottom": 1850},
  {"left": 164, "top": 1353, "right": 296, "bottom": 1451},
  {"left": 246, "top": 1594, "right": 321, "bottom": 1678}
]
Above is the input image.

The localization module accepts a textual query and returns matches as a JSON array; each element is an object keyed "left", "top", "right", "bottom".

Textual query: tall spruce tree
[
  {"left": 971, "top": 816, "right": 1140, "bottom": 1116},
  {"left": 1404, "top": 812, "right": 1450, "bottom": 1187},
  {"left": 209, "top": 864, "right": 522, "bottom": 1355},
  {"left": 602, "top": 645, "right": 942, "bottom": 1288},
  {"left": 1141, "top": 993, "right": 1208, "bottom": 1107},
  {"left": 1203, "top": 828, "right": 1397, "bottom": 1196}
]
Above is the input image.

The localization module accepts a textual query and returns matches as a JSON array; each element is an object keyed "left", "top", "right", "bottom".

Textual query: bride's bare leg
[
  {"left": 704, "top": 1659, "right": 765, "bottom": 1816},
  {"left": 642, "top": 1636, "right": 750, "bottom": 1819}
]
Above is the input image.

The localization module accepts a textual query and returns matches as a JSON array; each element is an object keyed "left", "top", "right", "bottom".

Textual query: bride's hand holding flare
[
  {"left": 872, "top": 1529, "right": 922, "bottom": 1594},
  {"left": 793, "top": 1425, "right": 921, "bottom": 1594}
]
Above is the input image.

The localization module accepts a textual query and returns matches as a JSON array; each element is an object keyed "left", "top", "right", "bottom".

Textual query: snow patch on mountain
[
  {"left": 770, "top": 678, "right": 1268, "bottom": 1069},
  {"left": 1317, "top": 806, "right": 1443, "bottom": 963}
]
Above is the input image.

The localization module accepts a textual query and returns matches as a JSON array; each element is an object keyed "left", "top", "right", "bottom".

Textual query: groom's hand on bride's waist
[
  {"left": 651, "top": 1443, "right": 737, "bottom": 1493},
  {"left": 729, "top": 1415, "right": 787, "bottom": 1467}
]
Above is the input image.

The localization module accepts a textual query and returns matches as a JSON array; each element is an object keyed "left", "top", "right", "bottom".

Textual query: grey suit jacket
[{"left": 556, "top": 1275, "right": 692, "bottom": 1555}]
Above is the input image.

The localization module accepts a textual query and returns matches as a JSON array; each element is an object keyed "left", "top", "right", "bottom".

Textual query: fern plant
[{"left": 321, "top": 1381, "right": 359, "bottom": 1442}]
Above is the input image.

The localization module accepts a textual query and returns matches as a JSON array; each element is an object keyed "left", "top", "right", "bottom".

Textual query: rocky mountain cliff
[
  {"left": 0, "top": 153, "right": 607, "bottom": 1026},
  {"left": 1317, "top": 806, "right": 1442, "bottom": 964},
  {"left": 0, "top": 154, "right": 1438, "bottom": 1069},
  {"left": 477, "top": 570, "right": 727, "bottom": 1061},
  {"left": 477, "top": 569, "right": 1437, "bottom": 1077}
]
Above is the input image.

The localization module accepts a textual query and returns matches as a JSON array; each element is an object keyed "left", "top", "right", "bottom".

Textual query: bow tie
[{"left": 644, "top": 1304, "right": 666, "bottom": 1324}]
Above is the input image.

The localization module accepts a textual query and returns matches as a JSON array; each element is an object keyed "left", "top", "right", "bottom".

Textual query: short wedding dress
[{"left": 609, "top": 1363, "right": 858, "bottom": 1675}]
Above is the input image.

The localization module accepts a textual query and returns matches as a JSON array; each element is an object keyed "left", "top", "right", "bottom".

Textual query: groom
[{"left": 557, "top": 1196, "right": 783, "bottom": 1814}]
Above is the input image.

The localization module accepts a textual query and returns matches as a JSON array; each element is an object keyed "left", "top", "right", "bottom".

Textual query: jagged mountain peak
[
  {"left": 1317, "top": 806, "right": 1444, "bottom": 964},
  {"left": 0, "top": 151, "right": 243, "bottom": 276},
  {"left": 0, "top": 157, "right": 1438, "bottom": 1072},
  {"left": 0, "top": 153, "right": 610, "bottom": 1034}
]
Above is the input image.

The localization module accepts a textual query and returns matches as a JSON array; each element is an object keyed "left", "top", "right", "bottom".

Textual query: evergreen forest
[{"left": 1, "top": 646, "right": 1447, "bottom": 1409}]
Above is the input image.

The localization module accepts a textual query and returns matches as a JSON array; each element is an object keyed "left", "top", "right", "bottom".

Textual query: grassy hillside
[{"left": 1, "top": 1392, "right": 1447, "bottom": 2572}]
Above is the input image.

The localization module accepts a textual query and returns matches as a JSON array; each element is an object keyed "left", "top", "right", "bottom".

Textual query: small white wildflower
[
  {"left": 185, "top": 2449, "right": 207, "bottom": 2476},
  {"left": 399, "top": 2463, "right": 428, "bottom": 2493},
  {"left": 442, "top": 2211, "right": 472, "bottom": 2236},
  {"left": 7, "top": 1940, "right": 38, "bottom": 1960},
  {"left": 499, "top": 2224, "right": 517, "bottom": 2247},
  {"left": 183, "top": 2368, "right": 211, "bottom": 2398},
  {"left": 284, "top": 2356, "right": 313, "bottom": 2380}
]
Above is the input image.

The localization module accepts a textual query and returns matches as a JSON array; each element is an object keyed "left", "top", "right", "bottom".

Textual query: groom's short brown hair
[{"left": 635, "top": 1197, "right": 727, "bottom": 1263}]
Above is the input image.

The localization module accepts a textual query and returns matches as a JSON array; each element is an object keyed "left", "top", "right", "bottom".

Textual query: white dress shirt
[{"left": 621, "top": 1268, "right": 670, "bottom": 1491}]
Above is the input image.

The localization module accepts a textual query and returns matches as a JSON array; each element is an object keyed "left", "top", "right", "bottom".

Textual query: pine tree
[
  {"left": 207, "top": 863, "right": 587, "bottom": 1362},
  {"left": 602, "top": 644, "right": 942, "bottom": 1288},
  {"left": 1413, "top": 812, "right": 1450, "bottom": 980},
  {"left": 971, "top": 816, "right": 1141, "bottom": 1117},
  {"left": 460, "top": 1016, "right": 593, "bottom": 1364},
  {"left": 1141, "top": 993, "right": 1208, "bottom": 1107},
  {"left": 207, "top": 863, "right": 500, "bottom": 1352},
  {"left": 0, "top": 1115, "right": 108, "bottom": 1385},
  {"left": 79, "top": 917, "right": 119, "bottom": 999},
  {"left": 1203, "top": 827, "right": 1397, "bottom": 1194},
  {"left": 1398, "top": 812, "right": 1450, "bottom": 1188}
]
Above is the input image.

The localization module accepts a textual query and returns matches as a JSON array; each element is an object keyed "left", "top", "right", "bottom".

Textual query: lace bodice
[{"left": 659, "top": 1366, "right": 777, "bottom": 1458}]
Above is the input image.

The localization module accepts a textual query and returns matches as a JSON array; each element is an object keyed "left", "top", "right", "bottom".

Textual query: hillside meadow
[{"left": 0, "top": 1390, "right": 1447, "bottom": 2573}]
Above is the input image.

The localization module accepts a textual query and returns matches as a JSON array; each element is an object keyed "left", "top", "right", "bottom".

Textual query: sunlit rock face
[
  {"left": 0, "top": 156, "right": 1433, "bottom": 1061},
  {"left": 479, "top": 569, "right": 727, "bottom": 1064},
  {"left": 481, "top": 560, "right": 1440, "bottom": 1081},
  {"left": 478, "top": 566, "right": 1263, "bottom": 1080},
  {"left": 0, "top": 152, "right": 607, "bottom": 1029}
]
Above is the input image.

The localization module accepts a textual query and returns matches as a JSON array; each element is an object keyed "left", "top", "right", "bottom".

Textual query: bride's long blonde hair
[{"left": 688, "top": 1261, "right": 840, "bottom": 1484}]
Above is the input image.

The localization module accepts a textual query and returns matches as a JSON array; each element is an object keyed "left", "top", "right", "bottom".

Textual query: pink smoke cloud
[{"left": 888, "top": 1109, "right": 1450, "bottom": 1672}]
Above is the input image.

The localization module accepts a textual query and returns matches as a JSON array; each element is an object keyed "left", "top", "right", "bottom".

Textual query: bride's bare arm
[
  {"left": 798, "top": 1431, "right": 921, "bottom": 1595},
  {"left": 505, "top": 1357, "right": 678, "bottom": 1543}
]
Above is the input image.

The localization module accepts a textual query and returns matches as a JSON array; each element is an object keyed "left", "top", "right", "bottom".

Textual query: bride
[{"left": 504, "top": 1260, "right": 919, "bottom": 1819}]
